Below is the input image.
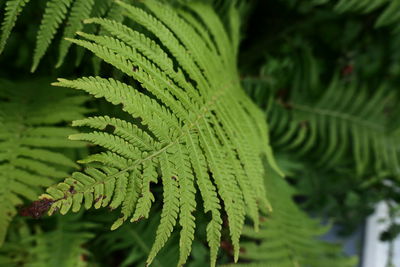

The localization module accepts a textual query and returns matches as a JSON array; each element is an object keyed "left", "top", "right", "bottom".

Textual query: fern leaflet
[{"left": 0, "top": 0, "right": 30, "bottom": 54}]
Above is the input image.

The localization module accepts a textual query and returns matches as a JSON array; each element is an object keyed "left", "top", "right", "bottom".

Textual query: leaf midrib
[{"left": 291, "top": 102, "right": 384, "bottom": 132}]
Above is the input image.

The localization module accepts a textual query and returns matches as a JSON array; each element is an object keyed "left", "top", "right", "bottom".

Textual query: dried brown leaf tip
[
  {"left": 94, "top": 195, "right": 104, "bottom": 204},
  {"left": 19, "top": 198, "right": 54, "bottom": 219}
]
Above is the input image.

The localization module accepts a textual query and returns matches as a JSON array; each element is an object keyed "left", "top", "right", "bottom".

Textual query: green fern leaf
[
  {"left": 247, "top": 69, "right": 400, "bottom": 176},
  {"left": 43, "top": 1, "right": 276, "bottom": 266},
  {"left": 224, "top": 162, "right": 358, "bottom": 267},
  {"left": 0, "top": 0, "right": 30, "bottom": 54},
  {"left": 31, "top": 0, "right": 74, "bottom": 72},
  {"left": 0, "top": 79, "right": 88, "bottom": 246},
  {"left": 56, "top": 0, "right": 95, "bottom": 67}
]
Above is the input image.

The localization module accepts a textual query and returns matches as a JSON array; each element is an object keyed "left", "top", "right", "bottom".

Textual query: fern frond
[
  {"left": 0, "top": 79, "right": 88, "bottom": 246},
  {"left": 56, "top": 0, "right": 95, "bottom": 67},
  {"left": 0, "top": 0, "right": 133, "bottom": 69},
  {"left": 224, "top": 164, "right": 358, "bottom": 267},
  {"left": 43, "top": 1, "right": 276, "bottom": 266},
  {"left": 31, "top": 0, "right": 74, "bottom": 72},
  {"left": 0, "top": 0, "right": 30, "bottom": 54},
  {"left": 246, "top": 73, "right": 400, "bottom": 176}
]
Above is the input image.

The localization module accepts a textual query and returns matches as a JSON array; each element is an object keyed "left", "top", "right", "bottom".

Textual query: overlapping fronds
[
  {"left": 0, "top": 0, "right": 125, "bottom": 69},
  {"left": 95, "top": 212, "right": 180, "bottom": 267},
  {"left": 41, "top": 1, "right": 277, "bottom": 266},
  {"left": 225, "top": 164, "right": 357, "bottom": 267},
  {"left": 0, "top": 215, "right": 96, "bottom": 266},
  {"left": 96, "top": 215, "right": 211, "bottom": 267},
  {"left": 0, "top": 79, "right": 88, "bottom": 246},
  {"left": 245, "top": 72, "right": 400, "bottom": 176}
]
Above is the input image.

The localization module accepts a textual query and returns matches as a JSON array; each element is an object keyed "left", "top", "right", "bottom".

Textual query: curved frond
[
  {"left": 29, "top": 0, "right": 121, "bottom": 71},
  {"left": 31, "top": 0, "right": 75, "bottom": 72},
  {"left": 246, "top": 72, "right": 400, "bottom": 176},
  {"left": 43, "top": 1, "right": 276, "bottom": 266},
  {"left": 224, "top": 165, "right": 358, "bottom": 267},
  {"left": 56, "top": 0, "right": 95, "bottom": 67},
  {"left": 0, "top": 0, "right": 30, "bottom": 54}
]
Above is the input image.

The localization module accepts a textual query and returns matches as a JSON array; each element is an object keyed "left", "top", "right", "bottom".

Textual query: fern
[
  {"left": 0, "top": 0, "right": 122, "bottom": 70},
  {"left": 31, "top": 0, "right": 79, "bottom": 72},
  {"left": 0, "top": 0, "right": 30, "bottom": 54},
  {"left": 55, "top": 0, "right": 95, "bottom": 68},
  {"left": 224, "top": 162, "right": 358, "bottom": 267},
  {"left": 40, "top": 1, "right": 279, "bottom": 266},
  {"left": 0, "top": 79, "right": 88, "bottom": 246},
  {"left": 245, "top": 68, "right": 400, "bottom": 176},
  {"left": 0, "top": 215, "right": 95, "bottom": 266},
  {"left": 95, "top": 212, "right": 181, "bottom": 267}
]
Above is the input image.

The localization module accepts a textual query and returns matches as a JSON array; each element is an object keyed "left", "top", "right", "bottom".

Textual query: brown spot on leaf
[
  {"left": 19, "top": 198, "right": 54, "bottom": 219},
  {"left": 69, "top": 186, "right": 76, "bottom": 194},
  {"left": 94, "top": 195, "right": 104, "bottom": 203},
  {"left": 132, "top": 216, "right": 144, "bottom": 223}
]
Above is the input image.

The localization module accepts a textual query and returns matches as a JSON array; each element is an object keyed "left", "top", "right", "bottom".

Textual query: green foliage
[
  {"left": 249, "top": 74, "right": 400, "bottom": 176},
  {"left": 94, "top": 212, "right": 181, "bottom": 267},
  {"left": 244, "top": 27, "right": 400, "bottom": 237},
  {"left": 0, "top": 79, "right": 88, "bottom": 246},
  {"left": 0, "top": 0, "right": 123, "bottom": 70},
  {"left": 1, "top": 0, "right": 400, "bottom": 266},
  {"left": 40, "top": 1, "right": 278, "bottom": 266},
  {"left": 282, "top": 0, "right": 400, "bottom": 30},
  {"left": 224, "top": 163, "right": 357, "bottom": 267},
  {"left": 335, "top": 0, "right": 400, "bottom": 28},
  {"left": 0, "top": 0, "right": 31, "bottom": 54},
  {"left": 0, "top": 215, "right": 96, "bottom": 266}
]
